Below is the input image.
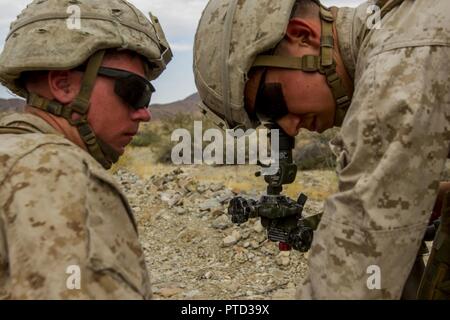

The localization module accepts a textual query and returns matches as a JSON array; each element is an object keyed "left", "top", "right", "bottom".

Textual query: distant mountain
[
  {"left": 0, "top": 98, "right": 25, "bottom": 112},
  {"left": 0, "top": 93, "right": 202, "bottom": 119},
  {"left": 150, "top": 93, "right": 202, "bottom": 120}
]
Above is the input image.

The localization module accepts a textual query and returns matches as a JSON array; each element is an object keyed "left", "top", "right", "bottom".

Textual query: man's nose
[{"left": 131, "top": 107, "right": 151, "bottom": 122}]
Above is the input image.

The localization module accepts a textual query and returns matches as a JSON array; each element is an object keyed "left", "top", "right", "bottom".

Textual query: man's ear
[
  {"left": 47, "top": 70, "right": 82, "bottom": 104},
  {"left": 285, "top": 18, "right": 321, "bottom": 48}
]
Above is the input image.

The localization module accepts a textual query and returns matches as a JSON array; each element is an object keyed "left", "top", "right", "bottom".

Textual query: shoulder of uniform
[
  {"left": 1, "top": 132, "right": 124, "bottom": 197},
  {"left": 2, "top": 133, "right": 101, "bottom": 181},
  {"left": 3, "top": 132, "right": 76, "bottom": 163},
  {"left": 21, "top": 139, "right": 96, "bottom": 170},
  {"left": 6, "top": 134, "right": 135, "bottom": 228}
]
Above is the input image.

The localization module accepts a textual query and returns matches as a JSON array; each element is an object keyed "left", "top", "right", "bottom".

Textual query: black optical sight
[{"left": 228, "top": 124, "right": 322, "bottom": 252}]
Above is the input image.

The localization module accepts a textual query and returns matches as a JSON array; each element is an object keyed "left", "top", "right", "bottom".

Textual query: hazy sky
[{"left": 0, "top": 0, "right": 366, "bottom": 103}]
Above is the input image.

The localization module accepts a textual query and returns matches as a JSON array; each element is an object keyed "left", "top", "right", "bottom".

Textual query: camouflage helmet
[
  {"left": 193, "top": 0, "right": 350, "bottom": 131},
  {"left": 0, "top": 0, "right": 172, "bottom": 169},
  {"left": 0, "top": 0, "right": 172, "bottom": 97}
]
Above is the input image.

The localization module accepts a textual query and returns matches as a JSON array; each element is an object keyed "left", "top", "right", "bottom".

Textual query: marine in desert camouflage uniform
[
  {"left": 193, "top": 0, "right": 450, "bottom": 299},
  {"left": 0, "top": 0, "right": 172, "bottom": 299}
]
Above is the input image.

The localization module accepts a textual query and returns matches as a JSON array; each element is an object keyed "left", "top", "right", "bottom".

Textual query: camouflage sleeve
[
  {"left": 2, "top": 143, "right": 150, "bottom": 299},
  {"left": 297, "top": 45, "right": 450, "bottom": 299}
]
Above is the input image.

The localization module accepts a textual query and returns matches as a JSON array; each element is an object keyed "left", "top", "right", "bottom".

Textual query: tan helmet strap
[
  {"left": 251, "top": 4, "right": 351, "bottom": 127},
  {"left": 319, "top": 6, "right": 351, "bottom": 126},
  {"left": 27, "top": 50, "right": 118, "bottom": 169},
  {"left": 252, "top": 55, "right": 321, "bottom": 71}
]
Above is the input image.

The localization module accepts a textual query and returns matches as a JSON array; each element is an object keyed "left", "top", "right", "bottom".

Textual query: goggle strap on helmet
[
  {"left": 26, "top": 50, "right": 117, "bottom": 169},
  {"left": 318, "top": 6, "right": 351, "bottom": 126},
  {"left": 319, "top": 6, "right": 334, "bottom": 67},
  {"left": 149, "top": 13, "right": 173, "bottom": 67},
  {"left": 253, "top": 55, "right": 320, "bottom": 72},
  {"left": 251, "top": 4, "right": 351, "bottom": 127}
]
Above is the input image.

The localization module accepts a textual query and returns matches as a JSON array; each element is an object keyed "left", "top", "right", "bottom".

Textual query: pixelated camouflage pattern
[
  {"left": 297, "top": 0, "right": 450, "bottom": 299},
  {"left": 0, "top": 0, "right": 169, "bottom": 97},
  {"left": 0, "top": 113, "right": 152, "bottom": 299}
]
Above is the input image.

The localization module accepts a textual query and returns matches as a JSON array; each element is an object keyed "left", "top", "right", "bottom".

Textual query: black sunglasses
[
  {"left": 74, "top": 65, "right": 155, "bottom": 110},
  {"left": 254, "top": 68, "right": 289, "bottom": 121},
  {"left": 96, "top": 67, "right": 155, "bottom": 110}
]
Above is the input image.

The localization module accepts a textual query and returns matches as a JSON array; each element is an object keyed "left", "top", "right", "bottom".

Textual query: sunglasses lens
[
  {"left": 115, "top": 75, "right": 154, "bottom": 109},
  {"left": 256, "top": 82, "right": 289, "bottom": 120}
]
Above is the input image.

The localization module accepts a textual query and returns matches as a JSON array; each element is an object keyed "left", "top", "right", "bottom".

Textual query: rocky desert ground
[{"left": 112, "top": 143, "right": 338, "bottom": 300}]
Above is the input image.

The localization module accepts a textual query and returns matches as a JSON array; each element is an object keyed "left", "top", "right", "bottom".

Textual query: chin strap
[
  {"left": 252, "top": 4, "right": 351, "bottom": 127},
  {"left": 26, "top": 50, "right": 119, "bottom": 169}
]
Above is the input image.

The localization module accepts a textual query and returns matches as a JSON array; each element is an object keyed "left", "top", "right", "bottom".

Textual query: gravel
[{"left": 114, "top": 167, "right": 325, "bottom": 300}]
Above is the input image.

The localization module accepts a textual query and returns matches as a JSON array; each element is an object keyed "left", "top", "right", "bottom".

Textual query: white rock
[
  {"left": 223, "top": 236, "right": 238, "bottom": 247},
  {"left": 184, "top": 290, "right": 201, "bottom": 299},
  {"left": 210, "top": 183, "right": 225, "bottom": 192},
  {"left": 234, "top": 251, "right": 248, "bottom": 263},
  {"left": 174, "top": 207, "right": 186, "bottom": 215},
  {"left": 216, "top": 190, "right": 234, "bottom": 204},
  {"left": 223, "top": 230, "right": 241, "bottom": 247},
  {"left": 211, "top": 214, "right": 232, "bottom": 230},
  {"left": 241, "top": 230, "right": 251, "bottom": 240},
  {"left": 199, "top": 198, "right": 221, "bottom": 211},
  {"left": 276, "top": 253, "right": 291, "bottom": 266},
  {"left": 231, "top": 230, "right": 241, "bottom": 241},
  {"left": 253, "top": 220, "right": 265, "bottom": 233},
  {"left": 250, "top": 240, "right": 260, "bottom": 249}
]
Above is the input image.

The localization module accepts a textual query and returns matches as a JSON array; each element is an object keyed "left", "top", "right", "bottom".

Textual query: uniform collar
[{"left": 0, "top": 112, "right": 62, "bottom": 136}]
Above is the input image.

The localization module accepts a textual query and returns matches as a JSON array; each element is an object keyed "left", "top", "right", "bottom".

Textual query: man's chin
[
  {"left": 109, "top": 144, "right": 126, "bottom": 157},
  {"left": 114, "top": 136, "right": 134, "bottom": 155},
  {"left": 117, "top": 146, "right": 126, "bottom": 156}
]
